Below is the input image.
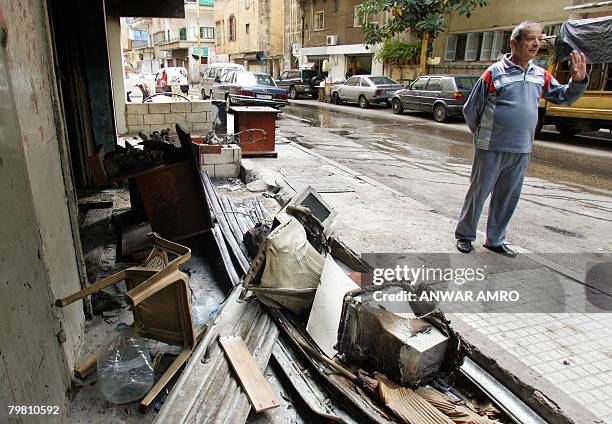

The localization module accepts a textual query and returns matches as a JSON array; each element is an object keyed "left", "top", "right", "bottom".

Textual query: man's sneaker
[
  {"left": 456, "top": 239, "right": 473, "bottom": 253},
  {"left": 483, "top": 243, "right": 517, "bottom": 258}
]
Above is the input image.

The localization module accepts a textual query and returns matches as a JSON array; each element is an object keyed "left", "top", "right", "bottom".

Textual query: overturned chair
[{"left": 56, "top": 232, "right": 200, "bottom": 409}]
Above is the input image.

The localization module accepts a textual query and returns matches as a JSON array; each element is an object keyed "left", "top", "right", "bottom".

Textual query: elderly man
[{"left": 455, "top": 21, "right": 587, "bottom": 257}]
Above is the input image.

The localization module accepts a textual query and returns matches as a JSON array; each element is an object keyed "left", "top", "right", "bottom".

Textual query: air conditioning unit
[{"left": 326, "top": 35, "right": 338, "bottom": 46}]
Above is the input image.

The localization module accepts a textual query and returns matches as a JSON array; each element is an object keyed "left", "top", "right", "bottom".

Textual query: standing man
[{"left": 455, "top": 21, "right": 587, "bottom": 257}]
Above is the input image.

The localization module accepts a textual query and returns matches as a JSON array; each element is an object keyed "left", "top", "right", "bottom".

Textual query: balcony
[
  {"left": 155, "top": 27, "right": 215, "bottom": 49},
  {"left": 128, "top": 17, "right": 152, "bottom": 31}
]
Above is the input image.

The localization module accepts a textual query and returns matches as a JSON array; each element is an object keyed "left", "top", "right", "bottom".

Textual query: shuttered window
[
  {"left": 490, "top": 31, "right": 505, "bottom": 61},
  {"left": 444, "top": 35, "right": 457, "bottom": 62},
  {"left": 464, "top": 33, "right": 478, "bottom": 61},
  {"left": 480, "top": 32, "right": 494, "bottom": 61}
]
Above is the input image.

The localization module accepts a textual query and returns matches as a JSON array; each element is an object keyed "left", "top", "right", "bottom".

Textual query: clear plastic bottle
[
  {"left": 191, "top": 296, "right": 220, "bottom": 327},
  {"left": 97, "top": 323, "right": 154, "bottom": 404}
]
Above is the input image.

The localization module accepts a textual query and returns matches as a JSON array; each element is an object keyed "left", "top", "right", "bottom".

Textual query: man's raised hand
[{"left": 570, "top": 50, "right": 587, "bottom": 82}]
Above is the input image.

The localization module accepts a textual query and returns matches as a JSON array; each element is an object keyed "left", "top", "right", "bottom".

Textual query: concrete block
[
  {"left": 192, "top": 122, "right": 212, "bottom": 132},
  {"left": 127, "top": 114, "right": 144, "bottom": 125},
  {"left": 213, "top": 163, "right": 241, "bottom": 178},
  {"left": 144, "top": 113, "right": 165, "bottom": 125},
  {"left": 127, "top": 103, "right": 148, "bottom": 114},
  {"left": 148, "top": 103, "right": 171, "bottom": 114},
  {"left": 186, "top": 112, "right": 208, "bottom": 123},
  {"left": 200, "top": 164, "right": 215, "bottom": 176},
  {"left": 191, "top": 101, "right": 211, "bottom": 112},
  {"left": 164, "top": 113, "right": 186, "bottom": 124},
  {"left": 171, "top": 102, "right": 192, "bottom": 113}
]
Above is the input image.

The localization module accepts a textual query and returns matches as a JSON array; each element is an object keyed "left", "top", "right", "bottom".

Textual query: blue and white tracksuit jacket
[{"left": 463, "top": 54, "right": 588, "bottom": 153}]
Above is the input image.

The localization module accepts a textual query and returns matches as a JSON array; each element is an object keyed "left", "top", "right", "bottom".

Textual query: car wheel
[
  {"left": 555, "top": 124, "right": 581, "bottom": 137},
  {"left": 332, "top": 92, "right": 340, "bottom": 105},
  {"left": 289, "top": 86, "right": 298, "bottom": 100},
  {"left": 433, "top": 103, "right": 448, "bottom": 123},
  {"left": 358, "top": 95, "right": 369, "bottom": 109},
  {"left": 392, "top": 99, "right": 404, "bottom": 115}
]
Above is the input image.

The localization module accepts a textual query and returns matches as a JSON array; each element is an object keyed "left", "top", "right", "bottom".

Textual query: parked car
[
  {"left": 390, "top": 74, "right": 478, "bottom": 122},
  {"left": 331, "top": 75, "right": 404, "bottom": 109},
  {"left": 276, "top": 69, "right": 326, "bottom": 99},
  {"left": 211, "top": 71, "right": 288, "bottom": 109},
  {"left": 200, "top": 63, "right": 246, "bottom": 99},
  {"left": 154, "top": 67, "right": 189, "bottom": 94}
]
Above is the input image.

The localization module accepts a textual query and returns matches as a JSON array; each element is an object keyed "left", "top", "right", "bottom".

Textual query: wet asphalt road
[{"left": 276, "top": 101, "right": 612, "bottom": 265}]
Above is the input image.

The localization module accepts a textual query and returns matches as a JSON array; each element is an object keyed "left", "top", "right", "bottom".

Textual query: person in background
[{"left": 455, "top": 21, "right": 588, "bottom": 257}]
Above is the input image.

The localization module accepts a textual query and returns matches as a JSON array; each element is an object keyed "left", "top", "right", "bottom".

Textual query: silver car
[{"left": 331, "top": 75, "right": 404, "bottom": 108}]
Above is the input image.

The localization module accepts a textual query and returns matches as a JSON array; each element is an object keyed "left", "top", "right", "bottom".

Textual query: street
[{"left": 277, "top": 100, "right": 612, "bottom": 274}]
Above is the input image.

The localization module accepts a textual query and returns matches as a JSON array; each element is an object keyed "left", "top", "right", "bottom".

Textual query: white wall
[
  {"left": 108, "top": 17, "right": 128, "bottom": 134},
  {"left": 0, "top": 0, "right": 85, "bottom": 420}
]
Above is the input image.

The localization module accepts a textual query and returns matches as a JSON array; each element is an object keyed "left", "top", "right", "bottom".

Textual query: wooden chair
[{"left": 56, "top": 233, "right": 201, "bottom": 409}]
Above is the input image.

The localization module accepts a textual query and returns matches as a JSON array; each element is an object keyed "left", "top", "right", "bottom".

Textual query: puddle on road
[{"left": 281, "top": 105, "right": 612, "bottom": 194}]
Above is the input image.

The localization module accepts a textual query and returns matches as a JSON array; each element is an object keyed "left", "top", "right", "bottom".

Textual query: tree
[{"left": 360, "top": 0, "right": 488, "bottom": 46}]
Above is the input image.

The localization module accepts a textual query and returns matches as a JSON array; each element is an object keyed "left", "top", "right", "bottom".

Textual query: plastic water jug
[{"left": 97, "top": 324, "right": 154, "bottom": 404}]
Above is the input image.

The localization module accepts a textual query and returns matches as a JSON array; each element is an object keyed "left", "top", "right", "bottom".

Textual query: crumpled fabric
[
  {"left": 253, "top": 217, "right": 324, "bottom": 314},
  {"left": 555, "top": 16, "right": 612, "bottom": 64}
]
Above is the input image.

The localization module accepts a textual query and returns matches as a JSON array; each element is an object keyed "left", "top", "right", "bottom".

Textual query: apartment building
[
  {"left": 213, "top": 0, "right": 285, "bottom": 77},
  {"left": 430, "top": 0, "right": 573, "bottom": 76},
  {"left": 298, "top": 0, "right": 384, "bottom": 82}
]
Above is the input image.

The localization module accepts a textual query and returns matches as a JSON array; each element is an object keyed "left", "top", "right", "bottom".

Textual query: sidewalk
[{"left": 243, "top": 137, "right": 612, "bottom": 423}]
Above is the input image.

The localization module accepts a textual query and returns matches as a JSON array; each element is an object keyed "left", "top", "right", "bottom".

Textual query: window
[
  {"left": 279, "top": 71, "right": 288, "bottom": 79},
  {"left": 370, "top": 76, "right": 398, "bottom": 85},
  {"left": 287, "top": 71, "right": 300, "bottom": 79},
  {"left": 315, "top": 11, "right": 324, "bottom": 31},
  {"left": 354, "top": 5, "right": 365, "bottom": 27},
  {"left": 215, "top": 21, "right": 222, "bottom": 45},
  {"left": 425, "top": 78, "right": 442, "bottom": 91},
  {"left": 455, "top": 34, "right": 468, "bottom": 61},
  {"left": 445, "top": 30, "right": 511, "bottom": 62},
  {"left": 179, "top": 27, "right": 187, "bottom": 41},
  {"left": 200, "top": 26, "right": 214, "bottom": 40},
  {"left": 411, "top": 78, "right": 428, "bottom": 90},
  {"left": 228, "top": 15, "right": 236, "bottom": 41},
  {"left": 345, "top": 76, "right": 359, "bottom": 86},
  {"left": 464, "top": 33, "right": 479, "bottom": 61},
  {"left": 454, "top": 77, "right": 479, "bottom": 90},
  {"left": 360, "top": 78, "right": 371, "bottom": 87},
  {"left": 480, "top": 32, "right": 494, "bottom": 61},
  {"left": 246, "top": 23, "right": 250, "bottom": 34}
]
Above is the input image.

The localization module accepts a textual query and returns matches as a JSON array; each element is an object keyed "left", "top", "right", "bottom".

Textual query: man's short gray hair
[{"left": 511, "top": 21, "right": 543, "bottom": 41}]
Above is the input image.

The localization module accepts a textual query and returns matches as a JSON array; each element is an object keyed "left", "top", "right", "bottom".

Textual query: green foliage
[
  {"left": 376, "top": 39, "right": 422, "bottom": 64},
  {"left": 361, "top": 0, "right": 488, "bottom": 45}
]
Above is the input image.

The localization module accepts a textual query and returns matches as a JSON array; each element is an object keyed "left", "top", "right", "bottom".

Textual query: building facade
[
  {"left": 124, "top": 1, "right": 216, "bottom": 82},
  {"left": 213, "top": 0, "right": 285, "bottom": 77},
  {"left": 298, "top": 0, "right": 385, "bottom": 82},
  {"left": 429, "top": 0, "right": 573, "bottom": 76}
]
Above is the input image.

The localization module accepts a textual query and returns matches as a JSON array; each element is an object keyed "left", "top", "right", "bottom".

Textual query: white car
[
  {"left": 200, "top": 63, "right": 245, "bottom": 99},
  {"left": 155, "top": 67, "right": 189, "bottom": 94}
]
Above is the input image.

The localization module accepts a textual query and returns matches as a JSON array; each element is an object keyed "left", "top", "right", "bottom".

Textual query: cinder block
[
  {"left": 192, "top": 122, "right": 212, "bottom": 132},
  {"left": 186, "top": 112, "right": 208, "bottom": 123},
  {"left": 164, "top": 113, "right": 186, "bottom": 124},
  {"left": 199, "top": 144, "right": 222, "bottom": 154},
  {"left": 148, "top": 103, "right": 171, "bottom": 114},
  {"left": 144, "top": 113, "right": 165, "bottom": 125},
  {"left": 127, "top": 114, "right": 144, "bottom": 125},
  {"left": 191, "top": 101, "right": 211, "bottom": 112},
  {"left": 171, "top": 102, "right": 192, "bottom": 113},
  {"left": 127, "top": 104, "right": 148, "bottom": 114},
  {"left": 213, "top": 163, "right": 240, "bottom": 178}
]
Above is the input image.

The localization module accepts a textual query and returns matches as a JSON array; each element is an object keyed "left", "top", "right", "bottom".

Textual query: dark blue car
[{"left": 211, "top": 71, "right": 289, "bottom": 110}]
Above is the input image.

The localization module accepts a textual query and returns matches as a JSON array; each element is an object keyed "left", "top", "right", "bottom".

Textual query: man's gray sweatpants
[{"left": 455, "top": 148, "right": 531, "bottom": 246}]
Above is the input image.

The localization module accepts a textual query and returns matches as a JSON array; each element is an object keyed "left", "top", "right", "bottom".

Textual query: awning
[
  {"left": 244, "top": 51, "right": 265, "bottom": 61},
  {"left": 306, "top": 55, "right": 329, "bottom": 60}
]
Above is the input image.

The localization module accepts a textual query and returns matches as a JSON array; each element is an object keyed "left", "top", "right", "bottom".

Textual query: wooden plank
[{"left": 219, "top": 335, "right": 280, "bottom": 413}]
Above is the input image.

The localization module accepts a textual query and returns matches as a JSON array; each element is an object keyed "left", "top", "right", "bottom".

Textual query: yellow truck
[{"left": 536, "top": 16, "right": 612, "bottom": 137}]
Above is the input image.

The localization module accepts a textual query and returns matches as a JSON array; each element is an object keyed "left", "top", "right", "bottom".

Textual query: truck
[{"left": 536, "top": 15, "right": 612, "bottom": 137}]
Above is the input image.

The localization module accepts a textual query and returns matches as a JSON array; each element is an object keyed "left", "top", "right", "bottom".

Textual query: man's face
[{"left": 511, "top": 28, "right": 542, "bottom": 62}]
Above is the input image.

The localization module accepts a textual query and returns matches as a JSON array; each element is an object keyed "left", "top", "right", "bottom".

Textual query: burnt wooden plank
[{"left": 219, "top": 335, "right": 280, "bottom": 413}]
